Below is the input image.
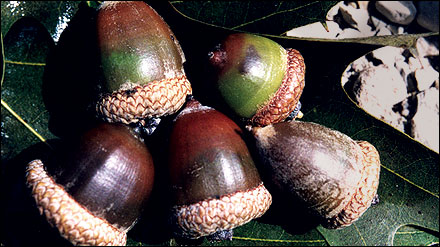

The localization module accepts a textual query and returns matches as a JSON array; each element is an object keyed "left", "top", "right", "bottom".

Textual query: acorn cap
[
  {"left": 171, "top": 184, "right": 272, "bottom": 239},
  {"left": 168, "top": 99, "right": 273, "bottom": 238},
  {"left": 96, "top": 1, "right": 192, "bottom": 125},
  {"left": 96, "top": 75, "right": 192, "bottom": 125},
  {"left": 26, "top": 160, "right": 126, "bottom": 246},
  {"left": 325, "top": 140, "right": 381, "bottom": 228},
  {"left": 250, "top": 48, "right": 305, "bottom": 126}
]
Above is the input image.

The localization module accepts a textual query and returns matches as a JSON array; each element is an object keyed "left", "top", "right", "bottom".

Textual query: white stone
[
  {"left": 357, "top": 1, "right": 370, "bottom": 10},
  {"left": 415, "top": 66, "right": 439, "bottom": 91},
  {"left": 340, "top": 3, "right": 372, "bottom": 32},
  {"left": 416, "top": 1, "right": 439, "bottom": 32},
  {"left": 286, "top": 21, "right": 339, "bottom": 39},
  {"left": 354, "top": 65, "right": 408, "bottom": 108},
  {"left": 326, "top": 1, "right": 345, "bottom": 21},
  {"left": 375, "top": 1, "right": 417, "bottom": 25},
  {"left": 351, "top": 56, "right": 371, "bottom": 72},
  {"left": 412, "top": 88, "right": 439, "bottom": 152},
  {"left": 416, "top": 37, "right": 439, "bottom": 57},
  {"left": 375, "top": 25, "right": 393, "bottom": 36},
  {"left": 371, "top": 46, "right": 405, "bottom": 66},
  {"left": 408, "top": 57, "right": 422, "bottom": 72},
  {"left": 336, "top": 28, "right": 364, "bottom": 39}
]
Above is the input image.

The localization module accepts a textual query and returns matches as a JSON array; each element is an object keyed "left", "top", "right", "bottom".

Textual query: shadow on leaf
[
  {"left": 42, "top": 2, "right": 103, "bottom": 140},
  {"left": 0, "top": 139, "right": 73, "bottom": 247}
]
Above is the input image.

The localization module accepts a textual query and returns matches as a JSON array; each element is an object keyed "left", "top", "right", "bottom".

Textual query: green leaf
[
  {"left": 1, "top": 1, "right": 81, "bottom": 41},
  {"left": 1, "top": 1, "right": 438, "bottom": 246},
  {"left": 170, "top": 1, "right": 337, "bottom": 36}
]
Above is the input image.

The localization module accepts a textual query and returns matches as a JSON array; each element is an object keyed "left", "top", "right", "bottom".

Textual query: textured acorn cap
[
  {"left": 96, "top": 75, "right": 192, "bottom": 125},
  {"left": 250, "top": 48, "right": 305, "bottom": 127},
  {"left": 26, "top": 159, "right": 126, "bottom": 246},
  {"left": 253, "top": 121, "right": 381, "bottom": 229},
  {"left": 171, "top": 184, "right": 272, "bottom": 239},
  {"left": 325, "top": 140, "right": 381, "bottom": 228}
]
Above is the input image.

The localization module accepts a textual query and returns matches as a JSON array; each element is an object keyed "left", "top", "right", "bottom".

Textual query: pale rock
[
  {"left": 416, "top": 1, "right": 439, "bottom": 32},
  {"left": 354, "top": 65, "right": 408, "bottom": 108},
  {"left": 326, "top": 1, "right": 344, "bottom": 21},
  {"left": 395, "top": 59, "right": 412, "bottom": 86},
  {"left": 357, "top": 1, "right": 370, "bottom": 10},
  {"left": 418, "top": 55, "right": 435, "bottom": 69},
  {"left": 371, "top": 46, "right": 405, "bottom": 66},
  {"left": 375, "top": 25, "right": 393, "bottom": 36},
  {"left": 369, "top": 15, "right": 394, "bottom": 35},
  {"left": 286, "top": 21, "right": 339, "bottom": 39},
  {"left": 415, "top": 66, "right": 439, "bottom": 91},
  {"left": 412, "top": 87, "right": 439, "bottom": 152},
  {"left": 340, "top": 3, "right": 372, "bottom": 32},
  {"left": 397, "top": 26, "right": 405, "bottom": 34},
  {"left": 375, "top": 1, "right": 417, "bottom": 25},
  {"left": 336, "top": 28, "right": 363, "bottom": 38},
  {"left": 408, "top": 57, "right": 422, "bottom": 72},
  {"left": 369, "top": 15, "right": 387, "bottom": 31},
  {"left": 351, "top": 56, "right": 371, "bottom": 72},
  {"left": 387, "top": 23, "right": 405, "bottom": 35},
  {"left": 359, "top": 98, "right": 406, "bottom": 133},
  {"left": 416, "top": 37, "right": 439, "bottom": 57}
]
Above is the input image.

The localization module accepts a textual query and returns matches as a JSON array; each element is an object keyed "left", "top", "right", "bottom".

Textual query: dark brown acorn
[
  {"left": 209, "top": 33, "right": 305, "bottom": 127},
  {"left": 168, "top": 99, "right": 272, "bottom": 239},
  {"left": 25, "top": 123, "right": 155, "bottom": 245},
  {"left": 95, "top": 1, "right": 192, "bottom": 127},
  {"left": 252, "top": 121, "right": 381, "bottom": 229}
]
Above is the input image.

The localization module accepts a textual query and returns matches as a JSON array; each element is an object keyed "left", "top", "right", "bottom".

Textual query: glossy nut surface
[
  {"left": 168, "top": 99, "right": 272, "bottom": 238},
  {"left": 96, "top": 1, "right": 192, "bottom": 125},
  {"left": 26, "top": 123, "right": 155, "bottom": 245},
  {"left": 253, "top": 121, "right": 380, "bottom": 228},
  {"left": 209, "top": 33, "right": 305, "bottom": 126}
]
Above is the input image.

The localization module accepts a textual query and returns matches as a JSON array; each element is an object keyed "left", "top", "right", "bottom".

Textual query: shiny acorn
[
  {"left": 95, "top": 1, "right": 192, "bottom": 128},
  {"left": 252, "top": 121, "right": 381, "bottom": 228},
  {"left": 208, "top": 33, "right": 305, "bottom": 127},
  {"left": 25, "top": 123, "right": 155, "bottom": 245},
  {"left": 167, "top": 99, "right": 272, "bottom": 239}
]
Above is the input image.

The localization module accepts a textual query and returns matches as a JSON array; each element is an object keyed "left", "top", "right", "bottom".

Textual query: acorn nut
[
  {"left": 96, "top": 1, "right": 192, "bottom": 128},
  {"left": 252, "top": 121, "right": 381, "bottom": 228},
  {"left": 26, "top": 123, "right": 155, "bottom": 245},
  {"left": 168, "top": 99, "right": 272, "bottom": 239},
  {"left": 209, "top": 33, "right": 305, "bottom": 127}
]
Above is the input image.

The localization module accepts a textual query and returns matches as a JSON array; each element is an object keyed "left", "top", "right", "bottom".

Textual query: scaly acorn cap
[
  {"left": 168, "top": 99, "right": 272, "bottom": 239},
  {"left": 25, "top": 123, "right": 155, "bottom": 245},
  {"left": 250, "top": 48, "right": 305, "bottom": 126},
  {"left": 253, "top": 121, "right": 380, "bottom": 229},
  {"left": 209, "top": 33, "right": 305, "bottom": 127},
  {"left": 95, "top": 1, "right": 192, "bottom": 125},
  {"left": 325, "top": 140, "right": 381, "bottom": 228},
  {"left": 26, "top": 160, "right": 126, "bottom": 246}
]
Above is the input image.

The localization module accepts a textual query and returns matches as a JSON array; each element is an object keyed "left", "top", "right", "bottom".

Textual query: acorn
[
  {"left": 25, "top": 123, "right": 155, "bottom": 245},
  {"left": 95, "top": 1, "right": 192, "bottom": 128},
  {"left": 208, "top": 33, "right": 305, "bottom": 127},
  {"left": 167, "top": 99, "right": 272, "bottom": 239},
  {"left": 252, "top": 121, "right": 381, "bottom": 229}
]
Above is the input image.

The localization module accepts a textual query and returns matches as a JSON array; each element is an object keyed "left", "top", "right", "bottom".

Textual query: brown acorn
[
  {"left": 252, "top": 121, "right": 381, "bottom": 228},
  {"left": 209, "top": 33, "right": 305, "bottom": 127},
  {"left": 167, "top": 99, "right": 272, "bottom": 239},
  {"left": 95, "top": 1, "right": 192, "bottom": 127},
  {"left": 25, "top": 123, "right": 155, "bottom": 245}
]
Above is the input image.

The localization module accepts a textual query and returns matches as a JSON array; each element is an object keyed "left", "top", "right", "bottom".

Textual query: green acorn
[
  {"left": 209, "top": 33, "right": 305, "bottom": 127},
  {"left": 95, "top": 1, "right": 192, "bottom": 127}
]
